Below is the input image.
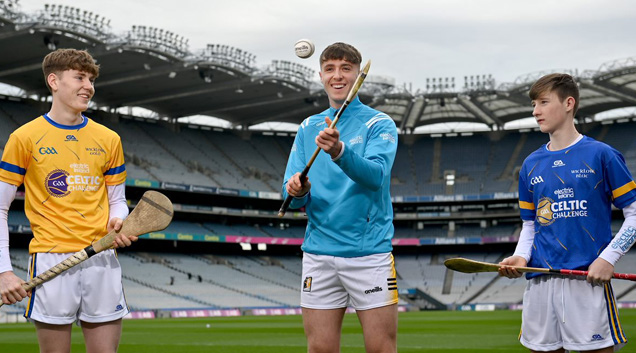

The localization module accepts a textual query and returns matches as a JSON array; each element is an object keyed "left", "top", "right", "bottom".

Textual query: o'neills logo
[
  {"left": 365, "top": 286, "right": 383, "bottom": 294},
  {"left": 45, "top": 169, "right": 70, "bottom": 198}
]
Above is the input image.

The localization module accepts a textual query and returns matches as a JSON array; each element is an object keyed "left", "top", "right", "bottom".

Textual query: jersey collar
[
  {"left": 327, "top": 96, "right": 363, "bottom": 118},
  {"left": 43, "top": 113, "right": 89, "bottom": 130}
]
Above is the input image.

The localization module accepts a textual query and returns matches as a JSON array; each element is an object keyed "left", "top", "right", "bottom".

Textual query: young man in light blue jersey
[
  {"left": 500, "top": 73, "right": 636, "bottom": 353},
  {"left": 283, "top": 42, "right": 399, "bottom": 353}
]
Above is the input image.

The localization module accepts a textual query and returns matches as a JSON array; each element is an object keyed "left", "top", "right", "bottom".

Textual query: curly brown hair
[
  {"left": 42, "top": 49, "right": 100, "bottom": 92},
  {"left": 319, "top": 42, "right": 362, "bottom": 66}
]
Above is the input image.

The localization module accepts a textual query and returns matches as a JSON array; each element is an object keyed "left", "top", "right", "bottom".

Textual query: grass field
[{"left": 1, "top": 309, "right": 636, "bottom": 352}]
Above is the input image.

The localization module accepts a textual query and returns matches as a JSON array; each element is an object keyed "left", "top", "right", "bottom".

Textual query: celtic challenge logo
[
  {"left": 45, "top": 169, "right": 70, "bottom": 198},
  {"left": 536, "top": 196, "right": 555, "bottom": 226}
]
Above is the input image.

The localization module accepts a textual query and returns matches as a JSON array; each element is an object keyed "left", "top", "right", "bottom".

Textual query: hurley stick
[
  {"left": 1, "top": 191, "right": 173, "bottom": 307},
  {"left": 444, "top": 257, "right": 636, "bottom": 282},
  {"left": 278, "top": 59, "right": 371, "bottom": 217}
]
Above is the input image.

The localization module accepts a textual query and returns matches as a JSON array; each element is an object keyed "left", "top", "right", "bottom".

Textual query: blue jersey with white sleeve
[
  {"left": 282, "top": 96, "right": 398, "bottom": 257},
  {"left": 518, "top": 136, "right": 636, "bottom": 278}
]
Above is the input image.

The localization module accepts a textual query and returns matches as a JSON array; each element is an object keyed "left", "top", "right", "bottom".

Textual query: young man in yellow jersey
[{"left": 0, "top": 49, "right": 136, "bottom": 352}]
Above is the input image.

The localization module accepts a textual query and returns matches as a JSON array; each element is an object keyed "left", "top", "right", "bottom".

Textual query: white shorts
[
  {"left": 300, "top": 252, "right": 398, "bottom": 310},
  {"left": 25, "top": 250, "right": 129, "bottom": 325},
  {"left": 521, "top": 275, "right": 627, "bottom": 352}
]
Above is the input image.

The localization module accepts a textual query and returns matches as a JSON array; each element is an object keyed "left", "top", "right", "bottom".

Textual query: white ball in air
[{"left": 295, "top": 39, "right": 315, "bottom": 59}]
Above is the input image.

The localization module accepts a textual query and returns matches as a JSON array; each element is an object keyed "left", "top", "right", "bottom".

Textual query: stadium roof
[
  {"left": 1, "top": 3, "right": 636, "bottom": 130},
  {"left": 375, "top": 63, "right": 636, "bottom": 132}
]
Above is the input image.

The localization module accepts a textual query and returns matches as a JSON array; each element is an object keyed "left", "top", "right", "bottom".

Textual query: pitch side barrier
[
  {"left": 6, "top": 218, "right": 519, "bottom": 246},
  {"left": 3, "top": 307, "right": 409, "bottom": 323},
  {"left": 9, "top": 180, "right": 521, "bottom": 246},
  {"left": 7, "top": 213, "right": 519, "bottom": 247},
  {"left": 456, "top": 302, "right": 636, "bottom": 312},
  {"left": 110, "top": 306, "right": 412, "bottom": 322},
  {"left": 135, "top": 232, "right": 518, "bottom": 247}
]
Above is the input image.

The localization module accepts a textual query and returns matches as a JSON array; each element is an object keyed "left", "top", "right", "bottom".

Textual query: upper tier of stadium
[
  {"left": 1, "top": 96, "right": 635, "bottom": 198},
  {"left": 1, "top": 1, "right": 635, "bottom": 131}
]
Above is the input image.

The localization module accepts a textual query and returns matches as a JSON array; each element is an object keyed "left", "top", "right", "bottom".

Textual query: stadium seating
[
  {"left": 3, "top": 248, "right": 636, "bottom": 313},
  {"left": 4, "top": 97, "right": 636, "bottom": 313},
  {"left": 395, "top": 252, "right": 509, "bottom": 305},
  {"left": 602, "top": 121, "right": 636, "bottom": 174},
  {"left": 118, "top": 253, "right": 290, "bottom": 309},
  {"left": 5, "top": 98, "right": 634, "bottom": 197},
  {"left": 7, "top": 210, "right": 28, "bottom": 227},
  {"left": 108, "top": 119, "right": 216, "bottom": 186},
  {"left": 438, "top": 135, "right": 490, "bottom": 194}
]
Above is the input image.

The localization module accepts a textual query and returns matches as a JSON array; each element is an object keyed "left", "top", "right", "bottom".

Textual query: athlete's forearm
[
  {"left": 0, "top": 181, "right": 18, "bottom": 273},
  {"left": 335, "top": 147, "right": 386, "bottom": 190},
  {"left": 107, "top": 183, "right": 129, "bottom": 221},
  {"left": 334, "top": 126, "right": 397, "bottom": 191},
  {"left": 512, "top": 220, "right": 535, "bottom": 262},
  {"left": 599, "top": 201, "right": 636, "bottom": 266}
]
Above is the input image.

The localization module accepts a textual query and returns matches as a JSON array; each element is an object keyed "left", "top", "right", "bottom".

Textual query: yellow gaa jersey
[{"left": 0, "top": 114, "right": 126, "bottom": 253}]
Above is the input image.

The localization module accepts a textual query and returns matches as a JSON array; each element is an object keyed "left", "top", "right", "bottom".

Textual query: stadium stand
[
  {"left": 5, "top": 98, "right": 634, "bottom": 199},
  {"left": 4, "top": 102, "right": 635, "bottom": 189},
  {"left": 397, "top": 252, "right": 506, "bottom": 305},
  {"left": 2, "top": 3, "right": 636, "bottom": 314},
  {"left": 438, "top": 134, "right": 490, "bottom": 195},
  {"left": 411, "top": 138, "right": 438, "bottom": 195},
  {"left": 481, "top": 133, "right": 519, "bottom": 193},
  {"left": 119, "top": 253, "right": 289, "bottom": 309},
  {"left": 614, "top": 253, "right": 636, "bottom": 302},
  {"left": 3, "top": 100, "right": 636, "bottom": 251},
  {"left": 110, "top": 119, "right": 215, "bottom": 186},
  {"left": 3, "top": 233, "right": 636, "bottom": 313}
]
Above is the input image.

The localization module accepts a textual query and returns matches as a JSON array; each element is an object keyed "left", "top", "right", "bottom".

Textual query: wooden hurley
[
  {"left": 1, "top": 191, "right": 173, "bottom": 307},
  {"left": 444, "top": 257, "right": 636, "bottom": 282}
]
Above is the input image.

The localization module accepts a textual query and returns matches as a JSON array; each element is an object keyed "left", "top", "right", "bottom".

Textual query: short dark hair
[
  {"left": 42, "top": 49, "right": 100, "bottom": 92},
  {"left": 319, "top": 42, "right": 362, "bottom": 66},
  {"left": 529, "top": 73, "right": 579, "bottom": 116}
]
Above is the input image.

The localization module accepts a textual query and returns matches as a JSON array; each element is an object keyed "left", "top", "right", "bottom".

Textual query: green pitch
[{"left": 1, "top": 309, "right": 636, "bottom": 352}]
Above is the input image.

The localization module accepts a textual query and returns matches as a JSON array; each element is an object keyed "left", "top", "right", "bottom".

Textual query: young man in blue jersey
[
  {"left": 499, "top": 73, "right": 636, "bottom": 353},
  {"left": 0, "top": 49, "right": 135, "bottom": 353},
  {"left": 283, "top": 42, "right": 399, "bottom": 353}
]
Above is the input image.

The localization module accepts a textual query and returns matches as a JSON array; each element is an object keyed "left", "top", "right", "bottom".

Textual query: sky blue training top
[
  {"left": 282, "top": 96, "right": 398, "bottom": 257},
  {"left": 518, "top": 136, "right": 636, "bottom": 278}
]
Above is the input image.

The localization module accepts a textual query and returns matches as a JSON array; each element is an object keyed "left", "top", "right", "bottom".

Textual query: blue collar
[
  {"left": 327, "top": 96, "right": 363, "bottom": 117},
  {"left": 44, "top": 113, "right": 89, "bottom": 130}
]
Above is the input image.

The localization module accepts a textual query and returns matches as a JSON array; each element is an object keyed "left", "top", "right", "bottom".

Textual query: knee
[
  {"left": 307, "top": 340, "right": 340, "bottom": 353},
  {"left": 364, "top": 335, "right": 397, "bottom": 353},
  {"left": 366, "top": 345, "right": 397, "bottom": 353}
]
